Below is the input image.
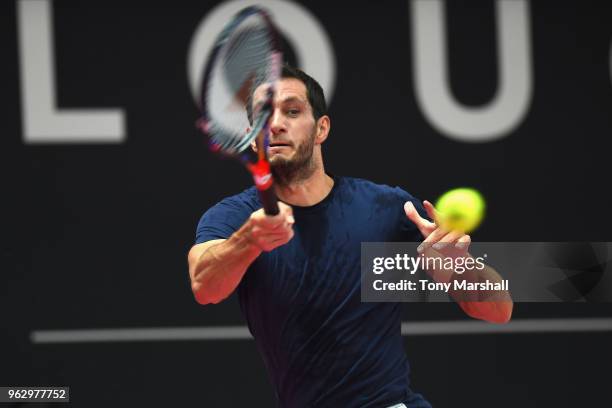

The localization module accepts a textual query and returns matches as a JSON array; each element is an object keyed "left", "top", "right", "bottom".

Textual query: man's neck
[{"left": 274, "top": 166, "right": 334, "bottom": 207}]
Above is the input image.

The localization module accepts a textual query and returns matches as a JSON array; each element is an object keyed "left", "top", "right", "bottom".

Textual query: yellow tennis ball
[{"left": 435, "top": 188, "right": 486, "bottom": 233}]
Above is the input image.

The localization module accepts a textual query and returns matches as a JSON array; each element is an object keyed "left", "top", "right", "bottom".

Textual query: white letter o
[{"left": 187, "top": 0, "right": 336, "bottom": 105}]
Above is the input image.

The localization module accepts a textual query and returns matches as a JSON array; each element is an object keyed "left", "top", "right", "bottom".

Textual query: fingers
[
  {"left": 455, "top": 233, "right": 472, "bottom": 250},
  {"left": 278, "top": 201, "right": 295, "bottom": 224},
  {"left": 417, "top": 226, "right": 448, "bottom": 253},
  {"left": 253, "top": 202, "right": 294, "bottom": 228},
  {"left": 406, "top": 198, "right": 474, "bottom": 260},
  {"left": 423, "top": 200, "right": 441, "bottom": 224},
  {"left": 418, "top": 228, "right": 471, "bottom": 254},
  {"left": 404, "top": 201, "right": 436, "bottom": 238},
  {"left": 251, "top": 229, "right": 294, "bottom": 252},
  {"left": 249, "top": 202, "right": 295, "bottom": 252},
  {"left": 249, "top": 222, "right": 294, "bottom": 251},
  {"left": 264, "top": 205, "right": 294, "bottom": 232},
  {"left": 432, "top": 230, "right": 465, "bottom": 250}
]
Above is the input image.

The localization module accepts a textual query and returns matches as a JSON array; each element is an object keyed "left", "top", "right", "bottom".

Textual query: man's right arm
[{"left": 188, "top": 202, "right": 294, "bottom": 305}]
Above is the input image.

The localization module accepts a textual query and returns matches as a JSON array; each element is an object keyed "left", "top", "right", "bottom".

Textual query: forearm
[
  {"left": 425, "top": 249, "right": 513, "bottom": 323},
  {"left": 452, "top": 263, "right": 513, "bottom": 323},
  {"left": 450, "top": 261, "right": 511, "bottom": 301},
  {"left": 192, "top": 222, "right": 261, "bottom": 304}
]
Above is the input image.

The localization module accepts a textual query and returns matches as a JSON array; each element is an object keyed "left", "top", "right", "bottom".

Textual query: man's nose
[{"left": 269, "top": 110, "right": 285, "bottom": 135}]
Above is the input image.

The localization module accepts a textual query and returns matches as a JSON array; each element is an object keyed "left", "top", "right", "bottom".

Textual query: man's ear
[
  {"left": 315, "top": 115, "right": 331, "bottom": 144},
  {"left": 247, "top": 127, "right": 258, "bottom": 152}
]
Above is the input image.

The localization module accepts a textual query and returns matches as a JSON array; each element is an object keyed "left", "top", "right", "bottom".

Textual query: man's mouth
[
  {"left": 269, "top": 141, "right": 291, "bottom": 148},
  {"left": 268, "top": 141, "right": 292, "bottom": 154}
]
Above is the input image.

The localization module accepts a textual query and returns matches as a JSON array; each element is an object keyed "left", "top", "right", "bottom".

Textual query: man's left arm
[{"left": 404, "top": 200, "right": 513, "bottom": 324}]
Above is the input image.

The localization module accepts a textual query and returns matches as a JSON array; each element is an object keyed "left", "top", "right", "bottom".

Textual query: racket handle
[
  {"left": 247, "top": 158, "right": 279, "bottom": 215},
  {"left": 259, "top": 187, "right": 279, "bottom": 216}
]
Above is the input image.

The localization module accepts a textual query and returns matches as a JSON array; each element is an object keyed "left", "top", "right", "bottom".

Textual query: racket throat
[{"left": 247, "top": 159, "right": 274, "bottom": 191}]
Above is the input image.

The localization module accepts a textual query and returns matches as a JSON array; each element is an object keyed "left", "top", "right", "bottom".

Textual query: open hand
[{"left": 404, "top": 200, "right": 472, "bottom": 256}]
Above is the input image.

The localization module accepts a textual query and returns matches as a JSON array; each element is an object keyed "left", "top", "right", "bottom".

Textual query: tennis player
[{"left": 188, "top": 65, "right": 512, "bottom": 408}]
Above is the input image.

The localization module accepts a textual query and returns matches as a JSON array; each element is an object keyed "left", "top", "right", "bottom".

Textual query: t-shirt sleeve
[
  {"left": 195, "top": 196, "right": 253, "bottom": 244},
  {"left": 394, "top": 187, "right": 431, "bottom": 241}
]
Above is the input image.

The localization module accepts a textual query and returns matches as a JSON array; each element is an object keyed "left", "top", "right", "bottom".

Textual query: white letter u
[{"left": 410, "top": 0, "right": 533, "bottom": 142}]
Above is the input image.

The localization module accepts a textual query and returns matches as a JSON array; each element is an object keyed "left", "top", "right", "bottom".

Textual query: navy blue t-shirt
[{"left": 196, "top": 177, "right": 432, "bottom": 408}]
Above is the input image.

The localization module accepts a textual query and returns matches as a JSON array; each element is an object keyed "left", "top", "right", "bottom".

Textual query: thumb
[
  {"left": 279, "top": 202, "right": 295, "bottom": 224},
  {"left": 404, "top": 201, "right": 435, "bottom": 237}
]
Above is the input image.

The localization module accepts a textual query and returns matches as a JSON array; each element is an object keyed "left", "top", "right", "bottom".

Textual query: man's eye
[{"left": 287, "top": 109, "right": 300, "bottom": 116}]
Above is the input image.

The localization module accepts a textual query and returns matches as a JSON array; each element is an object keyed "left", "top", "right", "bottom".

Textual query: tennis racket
[{"left": 196, "top": 6, "right": 281, "bottom": 215}]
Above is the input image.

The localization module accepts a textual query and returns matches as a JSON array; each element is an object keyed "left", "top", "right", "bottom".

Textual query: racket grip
[
  {"left": 248, "top": 158, "right": 279, "bottom": 215},
  {"left": 259, "top": 187, "right": 279, "bottom": 216}
]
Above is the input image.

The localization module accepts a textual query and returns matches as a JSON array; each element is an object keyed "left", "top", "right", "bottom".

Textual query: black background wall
[{"left": 2, "top": 0, "right": 612, "bottom": 407}]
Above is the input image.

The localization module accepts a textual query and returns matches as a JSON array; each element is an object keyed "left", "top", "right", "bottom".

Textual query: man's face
[{"left": 252, "top": 78, "right": 317, "bottom": 171}]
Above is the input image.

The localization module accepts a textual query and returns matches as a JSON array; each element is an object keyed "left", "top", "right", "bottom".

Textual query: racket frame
[{"left": 198, "top": 6, "right": 281, "bottom": 215}]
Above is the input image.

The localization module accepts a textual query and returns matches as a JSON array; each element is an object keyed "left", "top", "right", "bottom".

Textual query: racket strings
[
  {"left": 225, "top": 25, "right": 270, "bottom": 63},
  {"left": 203, "top": 11, "right": 279, "bottom": 154},
  {"left": 223, "top": 25, "right": 273, "bottom": 102}
]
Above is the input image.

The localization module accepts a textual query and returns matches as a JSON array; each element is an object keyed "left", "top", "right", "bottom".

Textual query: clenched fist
[{"left": 246, "top": 201, "right": 295, "bottom": 252}]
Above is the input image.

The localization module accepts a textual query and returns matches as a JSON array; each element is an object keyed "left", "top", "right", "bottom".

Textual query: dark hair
[
  {"left": 247, "top": 65, "right": 327, "bottom": 124},
  {"left": 280, "top": 65, "right": 327, "bottom": 121}
]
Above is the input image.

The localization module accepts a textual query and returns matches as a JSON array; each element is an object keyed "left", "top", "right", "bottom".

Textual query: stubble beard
[{"left": 270, "top": 129, "right": 317, "bottom": 187}]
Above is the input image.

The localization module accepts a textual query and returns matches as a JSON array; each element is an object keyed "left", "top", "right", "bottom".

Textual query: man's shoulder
[
  {"left": 205, "top": 186, "right": 260, "bottom": 216},
  {"left": 339, "top": 176, "right": 417, "bottom": 200},
  {"left": 195, "top": 186, "right": 259, "bottom": 244},
  {"left": 220, "top": 186, "right": 259, "bottom": 206}
]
